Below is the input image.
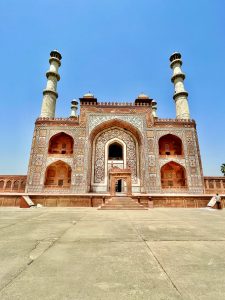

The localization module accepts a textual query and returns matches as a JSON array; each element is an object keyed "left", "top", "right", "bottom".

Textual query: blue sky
[{"left": 0, "top": 0, "right": 224, "bottom": 175}]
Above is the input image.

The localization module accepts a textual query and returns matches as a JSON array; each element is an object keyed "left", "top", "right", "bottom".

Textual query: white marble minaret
[
  {"left": 40, "top": 50, "right": 62, "bottom": 118},
  {"left": 70, "top": 100, "right": 78, "bottom": 117},
  {"left": 170, "top": 52, "right": 190, "bottom": 119}
]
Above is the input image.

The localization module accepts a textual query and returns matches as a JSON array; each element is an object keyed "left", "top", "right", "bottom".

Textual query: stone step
[
  {"left": 99, "top": 196, "right": 147, "bottom": 210},
  {"left": 105, "top": 201, "right": 142, "bottom": 205},
  {"left": 100, "top": 206, "right": 147, "bottom": 210},
  {"left": 101, "top": 205, "right": 144, "bottom": 208},
  {"left": 106, "top": 201, "right": 141, "bottom": 205}
]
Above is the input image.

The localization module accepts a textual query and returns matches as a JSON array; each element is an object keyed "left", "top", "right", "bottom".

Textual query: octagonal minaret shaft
[
  {"left": 170, "top": 52, "right": 190, "bottom": 119},
  {"left": 40, "top": 50, "right": 62, "bottom": 118},
  {"left": 152, "top": 100, "right": 158, "bottom": 117},
  {"left": 70, "top": 100, "right": 78, "bottom": 117}
]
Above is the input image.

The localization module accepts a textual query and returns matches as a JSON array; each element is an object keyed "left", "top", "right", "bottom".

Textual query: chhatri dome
[
  {"left": 137, "top": 93, "right": 150, "bottom": 99},
  {"left": 83, "top": 92, "right": 95, "bottom": 98}
]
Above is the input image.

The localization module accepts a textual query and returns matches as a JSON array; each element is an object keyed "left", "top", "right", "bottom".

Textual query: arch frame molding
[{"left": 88, "top": 119, "right": 144, "bottom": 193}]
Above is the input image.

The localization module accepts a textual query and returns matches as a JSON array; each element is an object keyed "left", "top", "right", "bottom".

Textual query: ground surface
[{"left": 0, "top": 207, "right": 224, "bottom": 300}]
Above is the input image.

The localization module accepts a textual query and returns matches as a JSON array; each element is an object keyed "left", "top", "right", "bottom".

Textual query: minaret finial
[
  {"left": 40, "top": 50, "right": 62, "bottom": 118},
  {"left": 170, "top": 52, "right": 190, "bottom": 119}
]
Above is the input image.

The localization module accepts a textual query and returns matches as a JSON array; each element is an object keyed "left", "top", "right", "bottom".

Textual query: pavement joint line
[
  {"left": 2, "top": 209, "right": 225, "bottom": 298},
  {"left": 0, "top": 264, "right": 28, "bottom": 295},
  {"left": 0, "top": 222, "right": 22, "bottom": 230},
  {"left": 0, "top": 210, "right": 85, "bottom": 235},
  {"left": 125, "top": 212, "right": 182, "bottom": 297},
  {"left": 143, "top": 239, "right": 225, "bottom": 242},
  {"left": 0, "top": 219, "right": 79, "bottom": 295},
  {"left": 57, "top": 240, "right": 145, "bottom": 244},
  {"left": 0, "top": 239, "right": 44, "bottom": 293},
  {"left": 142, "top": 240, "right": 182, "bottom": 297},
  {"left": 0, "top": 212, "right": 49, "bottom": 234}
]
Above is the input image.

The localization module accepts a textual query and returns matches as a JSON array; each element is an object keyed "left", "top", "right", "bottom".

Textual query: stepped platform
[
  {"left": 0, "top": 193, "right": 224, "bottom": 208},
  {"left": 99, "top": 196, "right": 147, "bottom": 210}
]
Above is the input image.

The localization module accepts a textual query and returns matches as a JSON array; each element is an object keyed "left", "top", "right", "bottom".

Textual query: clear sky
[{"left": 0, "top": 0, "right": 224, "bottom": 175}]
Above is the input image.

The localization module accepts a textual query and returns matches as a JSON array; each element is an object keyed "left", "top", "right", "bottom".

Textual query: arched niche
[
  {"left": 45, "top": 161, "right": 71, "bottom": 188},
  {"left": 93, "top": 128, "right": 138, "bottom": 184},
  {"left": 0, "top": 180, "right": 4, "bottom": 189},
  {"left": 161, "top": 161, "right": 187, "bottom": 188},
  {"left": 13, "top": 181, "right": 19, "bottom": 190},
  {"left": 21, "top": 181, "right": 26, "bottom": 189},
  {"left": 48, "top": 132, "right": 74, "bottom": 155},
  {"left": 159, "top": 134, "right": 183, "bottom": 156},
  {"left": 5, "top": 181, "right": 12, "bottom": 189},
  {"left": 88, "top": 119, "right": 144, "bottom": 193}
]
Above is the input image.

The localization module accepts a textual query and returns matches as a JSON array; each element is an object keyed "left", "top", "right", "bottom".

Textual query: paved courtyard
[{"left": 0, "top": 207, "right": 225, "bottom": 300}]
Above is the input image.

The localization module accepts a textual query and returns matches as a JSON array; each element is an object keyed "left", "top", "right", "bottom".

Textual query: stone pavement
[{"left": 0, "top": 207, "right": 225, "bottom": 300}]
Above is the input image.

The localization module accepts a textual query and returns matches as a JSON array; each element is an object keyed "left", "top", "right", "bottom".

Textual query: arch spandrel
[
  {"left": 159, "top": 159, "right": 186, "bottom": 169},
  {"left": 88, "top": 115, "right": 145, "bottom": 137},
  {"left": 46, "top": 157, "right": 73, "bottom": 169},
  {"left": 89, "top": 119, "right": 143, "bottom": 145},
  {"left": 48, "top": 130, "right": 75, "bottom": 140}
]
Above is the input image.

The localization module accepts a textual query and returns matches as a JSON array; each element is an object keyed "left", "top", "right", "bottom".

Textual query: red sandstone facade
[
  {"left": 26, "top": 99, "right": 205, "bottom": 196},
  {"left": 0, "top": 50, "right": 224, "bottom": 207}
]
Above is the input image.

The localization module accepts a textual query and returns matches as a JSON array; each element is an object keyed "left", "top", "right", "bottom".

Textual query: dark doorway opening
[{"left": 115, "top": 179, "right": 122, "bottom": 192}]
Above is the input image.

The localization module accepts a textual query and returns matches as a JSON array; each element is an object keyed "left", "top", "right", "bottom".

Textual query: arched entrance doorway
[
  {"left": 109, "top": 167, "right": 132, "bottom": 196},
  {"left": 91, "top": 127, "right": 140, "bottom": 193},
  {"left": 161, "top": 161, "right": 187, "bottom": 189}
]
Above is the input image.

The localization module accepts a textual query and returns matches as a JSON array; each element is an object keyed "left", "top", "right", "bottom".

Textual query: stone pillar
[
  {"left": 70, "top": 100, "right": 78, "bottom": 117},
  {"left": 170, "top": 52, "right": 190, "bottom": 119},
  {"left": 3, "top": 180, "right": 6, "bottom": 190},
  {"left": 18, "top": 181, "right": 22, "bottom": 192},
  {"left": 40, "top": 50, "right": 62, "bottom": 118}
]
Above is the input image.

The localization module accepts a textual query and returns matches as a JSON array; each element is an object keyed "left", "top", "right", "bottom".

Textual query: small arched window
[
  {"left": 0, "top": 181, "right": 4, "bottom": 189},
  {"left": 108, "top": 143, "right": 123, "bottom": 160}
]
